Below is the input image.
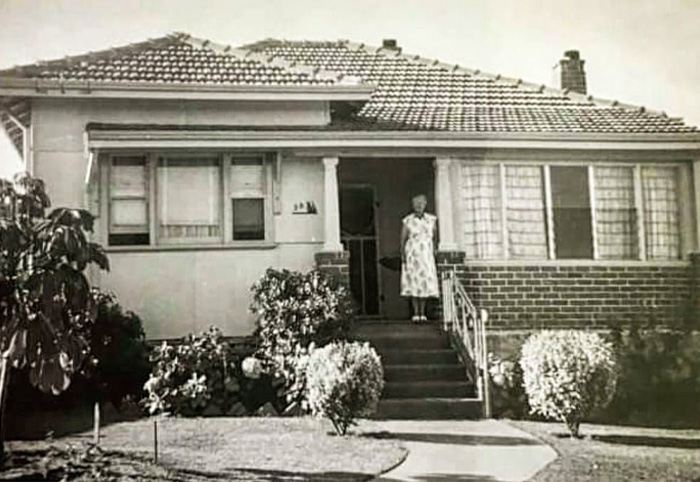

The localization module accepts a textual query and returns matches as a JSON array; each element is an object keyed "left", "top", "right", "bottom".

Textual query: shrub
[
  {"left": 306, "top": 341, "right": 384, "bottom": 435},
  {"left": 605, "top": 320, "right": 700, "bottom": 428},
  {"left": 520, "top": 330, "right": 618, "bottom": 437},
  {"left": 80, "top": 290, "right": 151, "bottom": 407},
  {"left": 487, "top": 352, "right": 529, "bottom": 420},
  {"left": 250, "top": 268, "right": 354, "bottom": 410},
  {"left": 6, "top": 290, "right": 150, "bottom": 413},
  {"left": 143, "top": 327, "right": 241, "bottom": 416}
]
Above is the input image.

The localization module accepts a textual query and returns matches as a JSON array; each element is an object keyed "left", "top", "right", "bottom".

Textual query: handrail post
[{"left": 480, "top": 309, "right": 492, "bottom": 418}]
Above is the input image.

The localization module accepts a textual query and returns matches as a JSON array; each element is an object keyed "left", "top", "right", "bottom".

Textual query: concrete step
[
  {"left": 362, "top": 333, "right": 450, "bottom": 350},
  {"left": 384, "top": 364, "right": 465, "bottom": 382},
  {"left": 373, "top": 398, "right": 483, "bottom": 420},
  {"left": 379, "top": 348, "right": 459, "bottom": 365},
  {"left": 384, "top": 381, "right": 474, "bottom": 399}
]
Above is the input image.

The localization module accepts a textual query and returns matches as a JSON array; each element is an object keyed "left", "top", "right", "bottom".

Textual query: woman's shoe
[
  {"left": 419, "top": 316, "right": 428, "bottom": 323},
  {"left": 411, "top": 315, "right": 420, "bottom": 324}
]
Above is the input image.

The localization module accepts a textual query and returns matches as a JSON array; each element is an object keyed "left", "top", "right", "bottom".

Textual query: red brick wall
[
  {"left": 315, "top": 251, "right": 350, "bottom": 287},
  {"left": 437, "top": 252, "right": 694, "bottom": 330}
]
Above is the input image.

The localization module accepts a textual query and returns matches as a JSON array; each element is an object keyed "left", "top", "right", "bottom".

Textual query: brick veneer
[
  {"left": 437, "top": 251, "right": 696, "bottom": 330},
  {"left": 315, "top": 251, "right": 350, "bottom": 287}
]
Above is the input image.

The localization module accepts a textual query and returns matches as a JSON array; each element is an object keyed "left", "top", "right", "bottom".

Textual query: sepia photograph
[{"left": 0, "top": 0, "right": 699, "bottom": 480}]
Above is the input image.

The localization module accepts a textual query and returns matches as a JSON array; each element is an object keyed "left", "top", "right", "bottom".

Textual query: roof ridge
[
  {"left": 185, "top": 35, "right": 364, "bottom": 86},
  {"left": 0, "top": 33, "right": 182, "bottom": 78},
  {"left": 344, "top": 39, "right": 669, "bottom": 118}
]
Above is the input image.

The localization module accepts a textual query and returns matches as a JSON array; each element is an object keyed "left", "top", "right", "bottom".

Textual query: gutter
[
  {"left": 86, "top": 128, "right": 700, "bottom": 151},
  {"left": 0, "top": 77, "right": 375, "bottom": 101}
]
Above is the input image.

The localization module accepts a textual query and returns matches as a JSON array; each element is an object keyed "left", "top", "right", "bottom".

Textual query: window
[
  {"left": 550, "top": 166, "right": 593, "bottom": 259},
  {"left": 461, "top": 165, "right": 503, "bottom": 259},
  {"left": 157, "top": 157, "right": 221, "bottom": 243},
  {"left": 595, "top": 166, "right": 637, "bottom": 259},
  {"left": 105, "top": 152, "right": 273, "bottom": 247},
  {"left": 230, "top": 156, "right": 267, "bottom": 241},
  {"left": 505, "top": 166, "right": 547, "bottom": 259},
  {"left": 108, "top": 156, "right": 149, "bottom": 246},
  {"left": 458, "top": 161, "right": 685, "bottom": 261},
  {"left": 642, "top": 167, "right": 680, "bottom": 260}
]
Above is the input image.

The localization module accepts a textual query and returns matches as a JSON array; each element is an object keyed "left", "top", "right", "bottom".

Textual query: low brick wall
[
  {"left": 315, "top": 250, "right": 350, "bottom": 287},
  {"left": 437, "top": 252, "right": 695, "bottom": 331}
]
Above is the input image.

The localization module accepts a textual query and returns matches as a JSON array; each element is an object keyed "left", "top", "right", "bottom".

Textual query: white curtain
[
  {"left": 110, "top": 157, "right": 148, "bottom": 230},
  {"left": 595, "top": 166, "right": 637, "bottom": 259},
  {"left": 460, "top": 164, "right": 503, "bottom": 259},
  {"left": 158, "top": 158, "right": 221, "bottom": 239},
  {"left": 505, "top": 165, "right": 547, "bottom": 259},
  {"left": 642, "top": 166, "right": 680, "bottom": 260}
]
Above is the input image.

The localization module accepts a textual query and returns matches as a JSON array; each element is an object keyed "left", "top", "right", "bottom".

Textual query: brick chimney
[
  {"left": 558, "top": 50, "right": 587, "bottom": 94},
  {"left": 382, "top": 39, "right": 400, "bottom": 51}
]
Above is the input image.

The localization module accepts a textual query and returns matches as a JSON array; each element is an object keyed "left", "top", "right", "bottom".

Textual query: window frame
[
  {"left": 458, "top": 159, "right": 687, "bottom": 262},
  {"left": 103, "top": 150, "right": 275, "bottom": 249},
  {"left": 106, "top": 154, "right": 151, "bottom": 246},
  {"left": 224, "top": 153, "right": 274, "bottom": 242}
]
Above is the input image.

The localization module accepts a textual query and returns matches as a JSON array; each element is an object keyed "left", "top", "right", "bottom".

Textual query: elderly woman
[{"left": 400, "top": 194, "right": 439, "bottom": 323}]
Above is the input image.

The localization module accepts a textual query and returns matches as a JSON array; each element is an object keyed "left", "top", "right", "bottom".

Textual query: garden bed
[
  {"left": 4, "top": 417, "right": 407, "bottom": 481},
  {"left": 511, "top": 420, "right": 700, "bottom": 481}
]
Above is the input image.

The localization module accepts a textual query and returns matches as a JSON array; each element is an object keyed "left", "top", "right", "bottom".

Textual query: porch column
[
  {"left": 693, "top": 159, "right": 700, "bottom": 251},
  {"left": 322, "top": 156, "right": 343, "bottom": 252},
  {"left": 434, "top": 157, "right": 458, "bottom": 251}
]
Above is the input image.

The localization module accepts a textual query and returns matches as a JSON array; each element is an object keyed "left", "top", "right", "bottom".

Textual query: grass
[
  {"left": 4, "top": 416, "right": 407, "bottom": 481},
  {"left": 510, "top": 420, "right": 700, "bottom": 481}
]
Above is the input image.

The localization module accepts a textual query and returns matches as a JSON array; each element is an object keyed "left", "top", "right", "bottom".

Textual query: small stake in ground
[
  {"left": 153, "top": 419, "right": 158, "bottom": 463},
  {"left": 93, "top": 401, "right": 100, "bottom": 446}
]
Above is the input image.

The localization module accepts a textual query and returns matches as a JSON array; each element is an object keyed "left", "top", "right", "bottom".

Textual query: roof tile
[
  {"left": 1, "top": 34, "right": 696, "bottom": 134},
  {"left": 244, "top": 39, "right": 697, "bottom": 134}
]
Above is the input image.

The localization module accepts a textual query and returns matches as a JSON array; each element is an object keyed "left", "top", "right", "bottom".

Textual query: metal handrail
[{"left": 441, "top": 269, "right": 491, "bottom": 418}]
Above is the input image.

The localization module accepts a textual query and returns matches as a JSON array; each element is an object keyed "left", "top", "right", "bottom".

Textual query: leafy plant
[
  {"left": 79, "top": 289, "right": 151, "bottom": 407},
  {"left": 305, "top": 341, "right": 384, "bottom": 435},
  {"left": 487, "top": 352, "right": 529, "bottom": 419},
  {"left": 143, "top": 326, "right": 241, "bottom": 416},
  {"left": 250, "top": 268, "right": 354, "bottom": 410},
  {"left": 520, "top": 330, "right": 618, "bottom": 437},
  {"left": 7, "top": 289, "right": 150, "bottom": 414},
  {"left": 606, "top": 318, "right": 700, "bottom": 427},
  {"left": 0, "top": 173, "right": 108, "bottom": 458}
]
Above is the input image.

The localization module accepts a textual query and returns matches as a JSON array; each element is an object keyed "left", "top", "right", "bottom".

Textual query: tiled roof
[
  {"left": 243, "top": 39, "right": 697, "bottom": 134},
  {"left": 0, "top": 34, "right": 347, "bottom": 86},
  {"left": 0, "top": 33, "right": 697, "bottom": 134}
]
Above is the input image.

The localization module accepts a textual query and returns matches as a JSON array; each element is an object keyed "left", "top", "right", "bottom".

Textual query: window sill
[
  {"left": 462, "top": 258, "right": 691, "bottom": 267},
  {"left": 106, "top": 241, "right": 278, "bottom": 253}
]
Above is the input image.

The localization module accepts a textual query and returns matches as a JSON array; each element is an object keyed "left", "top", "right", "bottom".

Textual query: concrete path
[{"left": 360, "top": 419, "right": 557, "bottom": 482}]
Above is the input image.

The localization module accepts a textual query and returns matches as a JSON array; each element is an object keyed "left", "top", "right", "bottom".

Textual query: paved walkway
[{"left": 360, "top": 419, "right": 557, "bottom": 482}]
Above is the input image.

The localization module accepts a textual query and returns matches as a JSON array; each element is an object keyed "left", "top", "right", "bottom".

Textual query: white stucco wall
[{"left": 31, "top": 97, "right": 328, "bottom": 338}]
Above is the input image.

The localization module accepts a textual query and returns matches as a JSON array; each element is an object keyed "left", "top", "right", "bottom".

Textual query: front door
[
  {"left": 340, "top": 184, "right": 380, "bottom": 316},
  {"left": 339, "top": 158, "right": 435, "bottom": 320}
]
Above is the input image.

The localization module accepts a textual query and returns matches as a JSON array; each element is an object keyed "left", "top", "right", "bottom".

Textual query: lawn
[
  {"left": 3, "top": 417, "right": 407, "bottom": 481},
  {"left": 511, "top": 420, "right": 700, "bottom": 481}
]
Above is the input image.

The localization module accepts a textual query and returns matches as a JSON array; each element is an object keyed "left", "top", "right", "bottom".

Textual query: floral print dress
[{"left": 401, "top": 213, "right": 439, "bottom": 298}]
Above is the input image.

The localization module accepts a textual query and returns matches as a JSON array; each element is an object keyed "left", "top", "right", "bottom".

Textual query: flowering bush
[
  {"left": 487, "top": 352, "right": 528, "bottom": 419},
  {"left": 520, "top": 330, "right": 618, "bottom": 437},
  {"left": 306, "top": 341, "right": 384, "bottom": 435},
  {"left": 250, "top": 268, "right": 354, "bottom": 410},
  {"left": 242, "top": 356, "right": 264, "bottom": 380},
  {"left": 143, "top": 327, "right": 241, "bottom": 416}
]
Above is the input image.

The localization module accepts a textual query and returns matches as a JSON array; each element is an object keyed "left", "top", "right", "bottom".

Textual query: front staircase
[{"left": 355, "top": 320, "right": 483, "bottom": 419}]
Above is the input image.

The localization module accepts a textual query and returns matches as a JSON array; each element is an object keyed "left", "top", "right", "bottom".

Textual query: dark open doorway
[{"left": 339, "top": 158, "right": 435, "bottom": 320}]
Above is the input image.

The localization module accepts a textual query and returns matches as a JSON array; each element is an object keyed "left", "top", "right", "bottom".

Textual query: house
[{"left": 1, "top": 33, "right": 699, "bottom": 343}]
